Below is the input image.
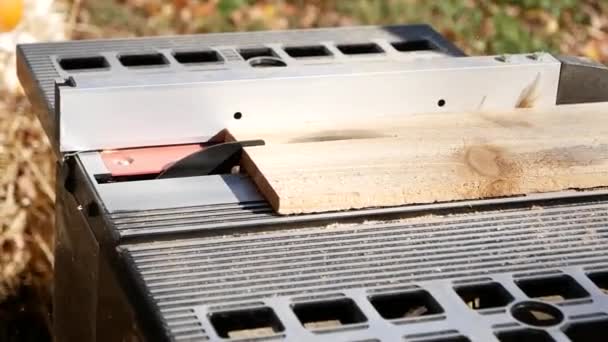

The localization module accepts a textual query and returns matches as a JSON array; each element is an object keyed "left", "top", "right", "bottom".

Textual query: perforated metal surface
[{"left": 122, "top": 198, "right": 608, "bottom": 341}]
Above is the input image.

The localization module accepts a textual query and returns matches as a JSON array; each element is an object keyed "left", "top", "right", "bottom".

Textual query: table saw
[{"left": 17, "top": 24, "right": 608, "bottom": 342}]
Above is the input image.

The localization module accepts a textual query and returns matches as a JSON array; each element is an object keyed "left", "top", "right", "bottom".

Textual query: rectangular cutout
[
  {"left": 284, "top": 45, "right": 332, "bottom": 58},
  {"left": 173, "top": 50, "right": 222, "bottom": 64},
  {"left": 336, "top": 43, "right": 384, "bottom": 55},
  {"left": 118, "top": 53, "right": 168, "bottom": 67},
  {"left": 516, "top": 275, "right": 589, "bottom": 301},
  {"left": 454, "top": 282, "right": 514, "bottom": 310},
  {"left": 565, "top": 319, "right": 608, "bottom": 342},
  {"left": 369, "top": 290, "right": 443, "bottom": 319},
  {"left": 496, "top": 329, "right": 555, "bottom": 342},
  {"left": 292, "top": 298, "right": 366, "bottom": 330},
  {"left": 59, "top": 56, "right": 109, "bottom": 71},
  {"left": 424, "top": 337, "right": 471, "bottom": 342},
  {"left": 209, "top": 307, "right": 284, "bottom": 339},
  {"left": 391, "top": 39, "right": 437, "bottom": 52},
  {"left": 238, "top": 47, "right": 277, "bottom": 60},
  {"left": 587, "top": 272, "right": 608, "bottom": 294}
]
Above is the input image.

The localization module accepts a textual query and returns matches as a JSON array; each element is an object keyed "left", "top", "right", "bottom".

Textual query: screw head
[{"left": 113, "top": 157, "right": 134, "bottom": 166}]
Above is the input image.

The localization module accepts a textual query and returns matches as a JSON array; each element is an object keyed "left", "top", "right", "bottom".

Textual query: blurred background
[{"left": 1, "top": 0, "right": 607, "bottom": 340}]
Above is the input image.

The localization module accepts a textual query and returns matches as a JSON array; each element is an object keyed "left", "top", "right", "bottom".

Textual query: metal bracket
[{"left": 555, "top": 55, "right": 608, "bottom": 105}]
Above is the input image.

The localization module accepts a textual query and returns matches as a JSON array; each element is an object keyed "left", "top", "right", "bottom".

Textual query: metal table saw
[{"left": 17, "top": 24, "right": 608, "bottom": 342}]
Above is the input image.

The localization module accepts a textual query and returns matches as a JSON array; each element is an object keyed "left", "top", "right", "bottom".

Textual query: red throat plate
[{"left": 100, "top": 144, "right": 205, "bottom": 177}]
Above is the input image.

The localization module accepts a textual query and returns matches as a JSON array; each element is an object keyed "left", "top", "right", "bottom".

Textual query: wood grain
[{"left": 232, "top": 103, "right": 608, "bottom": 215}]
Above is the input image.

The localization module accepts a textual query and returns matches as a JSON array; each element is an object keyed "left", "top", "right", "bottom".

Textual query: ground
[{"left": 0, "top": 0, "right": 607, "bottom": 340}]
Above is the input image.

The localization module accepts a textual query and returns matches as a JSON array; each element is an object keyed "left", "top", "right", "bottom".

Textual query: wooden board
[{"left": 231, "top": 103, "right": 608, "bottom": 215}]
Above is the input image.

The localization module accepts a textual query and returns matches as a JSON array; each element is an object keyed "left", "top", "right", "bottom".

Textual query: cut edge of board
[{"left": 240, "top": 150, "right": 280, "bottom": 211}]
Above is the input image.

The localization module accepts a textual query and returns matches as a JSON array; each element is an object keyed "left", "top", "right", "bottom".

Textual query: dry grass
[
  {"left": 1, "top": 1, "right": 64, "bottom": 337},
  {"left": 0, "top": 93, "right": 54, "bottom": 336}
]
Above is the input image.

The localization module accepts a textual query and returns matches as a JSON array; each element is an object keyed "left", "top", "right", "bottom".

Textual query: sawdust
[{"left": 516, "top": 73, "right": 541, "bottom": 109}]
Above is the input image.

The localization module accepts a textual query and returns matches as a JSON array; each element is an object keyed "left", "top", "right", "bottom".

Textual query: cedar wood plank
[{"left": 232, "top": 103, "right": 608, "bottom": 214}]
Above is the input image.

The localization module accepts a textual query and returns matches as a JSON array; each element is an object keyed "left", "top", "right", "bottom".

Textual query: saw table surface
[{"left": 233, "top": 103, "right": 608, "bottom": 214}]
